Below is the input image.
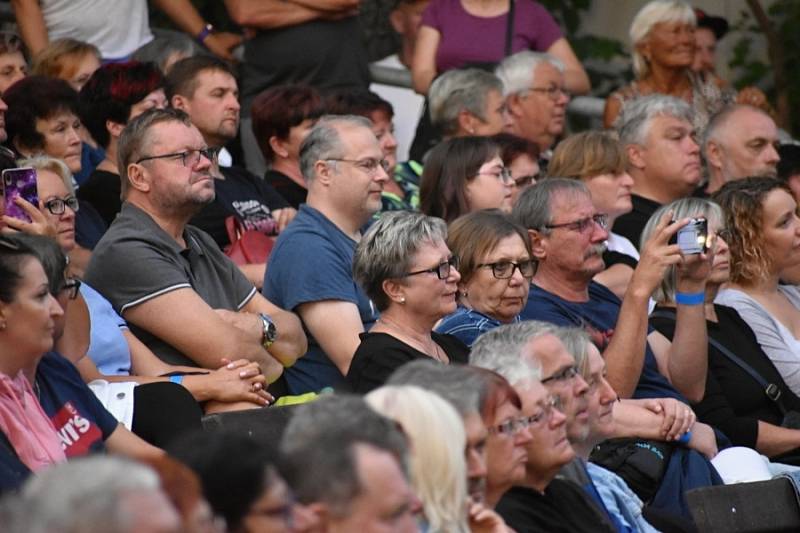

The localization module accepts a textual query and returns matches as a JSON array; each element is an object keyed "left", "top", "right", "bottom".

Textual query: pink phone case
[{"left": 2, "top": 167, "right": 38, "bottom": 223}]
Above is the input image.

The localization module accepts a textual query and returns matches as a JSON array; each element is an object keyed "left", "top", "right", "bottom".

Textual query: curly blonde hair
[{"left": 712, "top": 177, "right": 792, "bottom": 285}]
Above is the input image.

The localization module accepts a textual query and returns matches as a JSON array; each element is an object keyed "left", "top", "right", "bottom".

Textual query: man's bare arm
[
  {"left": 123, "top": 288, "right": 285, "bottom": 383},
  {"left": 10, "top": 0, "right": 48, "bottom": 56},
  {"left": 152, "top": 0, "right": 242, "bottom": 61},
  {"left": 240, "top": 292, "right": 307, "bottom": 367},
  {"left": 603, "top": 215, "right": 687, "bottom": 398},
  {"left": 297, "top": 300, "right": 365, "bottom": 375}
]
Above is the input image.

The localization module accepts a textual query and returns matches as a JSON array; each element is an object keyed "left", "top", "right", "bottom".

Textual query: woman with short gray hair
[{"left": 348, "top": 211, "right": 469, "bottom": 393}]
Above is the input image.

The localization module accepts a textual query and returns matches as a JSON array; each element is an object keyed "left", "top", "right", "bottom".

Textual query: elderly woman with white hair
[
  {"left": 603, "top": 0, "right": 734, "bottom": 132},
  {"left": 348, "top": 211, "right": 469, "bottom": 394},
  {"left": 366, "top": 385, "right": 510, "bottom": 533}
]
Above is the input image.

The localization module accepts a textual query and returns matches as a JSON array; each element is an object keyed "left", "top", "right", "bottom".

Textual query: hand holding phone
[{"left": 2, "top": 168, "right": 38, "bottom": 223}]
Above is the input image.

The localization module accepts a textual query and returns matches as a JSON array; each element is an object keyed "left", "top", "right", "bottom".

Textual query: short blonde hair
[
  {"left": 31, "top": 38, "right": 100, "bottom": 82},
  {"left": 17, "top": 155, "right": 74, "bottom": 195},
  {"left": 547, "top": 130, "right": 626, "bottom": 180},
  {"left": 630, "top": 0, "right": 696, "bottom": 78},
  {"left": 366, "top": 385, "right": 469, "bottom": 533}
]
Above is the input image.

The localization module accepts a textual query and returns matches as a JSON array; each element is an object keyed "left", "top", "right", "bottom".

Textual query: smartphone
[
  {"left": 2, "top": 167, "right": 38, "bottom": 223},
  {"left": 669, "top": 217, "right": 708, "bottom": 255}
]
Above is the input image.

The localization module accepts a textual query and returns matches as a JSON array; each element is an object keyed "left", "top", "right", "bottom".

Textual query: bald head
[{"left": 704, "top": 105, "right": 779, "bottom": 189}]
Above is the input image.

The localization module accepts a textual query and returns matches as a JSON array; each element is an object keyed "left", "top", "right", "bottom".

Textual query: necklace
[{"left": 377, "top": 315, "right": 448, "bottom": 363}]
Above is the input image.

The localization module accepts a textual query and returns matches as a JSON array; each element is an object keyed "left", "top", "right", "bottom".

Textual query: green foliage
[{"left": 729, "top": 0, "right": 800, "bottom": 136}]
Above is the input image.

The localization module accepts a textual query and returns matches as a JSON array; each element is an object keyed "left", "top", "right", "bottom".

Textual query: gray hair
[
  {"left": 353, "top": 211, "right": 447, "bottom": 312},
  {"left": 552, "top": 326, "right": 593, "bottom": 377},
  {"left": 640, "top": 197, "right": 724, "bottom": 303},
  {"left": 298, "top": 114, "right": 373, "bottom": 181},
  {"left": 470, "top": 321, "right": 560, "bottom": 385},
  {"left": 616, "top": 94, "right": 694, "bottom": 146},
  {"left": 512, "top": 178, "right": 590, "bottom": 233},
  {"left": 12, "top": 456, "right": 164, "bottom": 533},
  {"left": 629, "top": 1, "right": 696, "bottom": 78},
  {"left": 387, "top": 359, "right": 482, "bottom": 416},
  {"left": 131, "top": 33, "right": 202, "bottom": 74},
  {"left": 280, "top": 394, "right": 408, "bottom": 516},
  {"left": 495, "top": 50, "right": 564, "bottom": 95},
  {"left": 18, "top": 155, "right": 74, "bottom": 195},
  {"left": 118, "top": 107, "right": 193, "bottom": 197},
  {"left": 428, "top": 69, "right": 504, "bottom": 136}
]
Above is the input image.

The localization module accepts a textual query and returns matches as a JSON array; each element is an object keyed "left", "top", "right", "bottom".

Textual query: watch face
[{"left": 261, "top": 313, "right": 277, "bottom": 343}]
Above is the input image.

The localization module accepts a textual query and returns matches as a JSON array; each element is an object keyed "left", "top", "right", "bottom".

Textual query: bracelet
[
  {"left": 169, "top": 375, "right": 184, "bottom": 385},
  {"left": 196, "top": 23, "right": 214, "bottom": 44},
  {"left": 677, "top": 430, "right": 692, "bottom": 444},
  {"left": 675, "top": 291, "right": 705, "bottom": 306}
]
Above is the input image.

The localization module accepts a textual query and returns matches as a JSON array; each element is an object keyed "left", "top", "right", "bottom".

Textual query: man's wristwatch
[{"left": 258, "top": 313, "right": 278, "bottom": 350}]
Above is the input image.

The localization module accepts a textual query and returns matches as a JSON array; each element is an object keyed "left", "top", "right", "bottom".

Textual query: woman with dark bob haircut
[
  {"left": 251, "top": 84, "right": 325, "bottom": 209},
  {"left": 437, "top": 209, "right": 535, "bottom": 347},
  {"left": 714, "top": 177, "right": 800, "bottom": 397},
  {"left": 420, "top": 136, "right": 513, "bottom": 223},
  {"left": 348, "top": 211, "right": 469, "bottom": 394}
]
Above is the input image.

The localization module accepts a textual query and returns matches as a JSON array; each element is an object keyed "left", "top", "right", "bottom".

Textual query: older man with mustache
[{"left": 513, "top": 178, "right": 724, "bottom": 521}]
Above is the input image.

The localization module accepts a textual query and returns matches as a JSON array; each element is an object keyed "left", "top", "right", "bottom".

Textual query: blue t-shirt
[
  {"left": 436, "top": 306, "right": 519, "bottom": 347},
  {"left": 82, "top": 283, "right": 131, "bottom": 376},
  {"left": 36, "top": 352, "right": 119, "bottom": 457},
  {"left": 521, "top": 281, "right": 685, "bottom": 401},
  {"left": 263, "top": 204, "right": 379, "bottom": 394}
]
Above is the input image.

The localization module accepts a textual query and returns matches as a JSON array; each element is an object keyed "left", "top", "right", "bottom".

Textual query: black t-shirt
[
  {"left": 190, "top": 166, "right": 290, "bottom": 250},
  {"left": 496, "top": 481, "right": 616, "bottom": 533},
  {"left": 77, "top": 169, "right": 122, "bottom": 227},
  {"left": 264, "top": 169, "right": 307, "bottom": 210},
  {"left": 650, "top": 304, "right": 800, "bottom": 449},
  {"left": 347, "top": 331, "right": 469, "bottom": 394},
  {"left": 239, "top": 17, "right": 370, "bottom": 114},
  {"left": 612, "top": 194, "right": 662, "bottom": 251}
]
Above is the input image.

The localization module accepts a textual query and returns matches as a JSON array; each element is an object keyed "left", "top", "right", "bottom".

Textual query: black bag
[
  {"left": 650, "top": 309, "right": 800, "bottom": 430},
  {"left": 590, "top": 438, "right": 674, "bottom": 503}
]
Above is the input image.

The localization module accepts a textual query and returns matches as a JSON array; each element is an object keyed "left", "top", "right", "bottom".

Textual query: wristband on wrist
[
  {"left": 675, "top": 291, "right": 705, "bottom": 306},
  {"left": 196, "top": 23, "right": 214, "bottom": 44},
  {"left": 677, "top": 430, "right": 692, "bottom": 444},
  {"left": 169, "top": 375, "right": 184, "bottom": 385}
]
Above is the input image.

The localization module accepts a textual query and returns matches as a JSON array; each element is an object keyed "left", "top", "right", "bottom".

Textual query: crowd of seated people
[{"left": 5, "top": 0, "right": 800, "bottom": 531}]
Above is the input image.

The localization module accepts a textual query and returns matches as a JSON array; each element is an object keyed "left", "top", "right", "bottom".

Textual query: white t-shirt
[
  {"left": 41, "top": 0, "right": 153, "bottom": 59},
  {"left": 370, "top": 55, "right": 425, "bottom": 162}
]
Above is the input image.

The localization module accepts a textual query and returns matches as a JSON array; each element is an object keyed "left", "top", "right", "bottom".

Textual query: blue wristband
[
  {"left": 678, "top": 430, "right": 692, "bottom": 444},
  {"left": 675, "top": 291, "right": 705, "bottom": 305},
  {"left": 169, "top": 375, "right": 184, "bottom": 385}
]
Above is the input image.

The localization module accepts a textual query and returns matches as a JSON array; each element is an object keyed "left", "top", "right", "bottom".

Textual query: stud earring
[{"left": 399, "top": 297, "right": 406, "bottom": 304}]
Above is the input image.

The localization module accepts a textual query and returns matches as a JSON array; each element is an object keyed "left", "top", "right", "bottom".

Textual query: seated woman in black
[
  {"left": 348, "top": 211, "right": 468, "bottom": 393},
  {"left": 644, "top": 197, "right": 800, "bottom": 465}
]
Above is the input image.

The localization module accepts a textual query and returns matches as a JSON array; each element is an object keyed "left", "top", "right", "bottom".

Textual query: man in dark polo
[{"left": 84, "top": 108, "right": 306, "bottom": 385}]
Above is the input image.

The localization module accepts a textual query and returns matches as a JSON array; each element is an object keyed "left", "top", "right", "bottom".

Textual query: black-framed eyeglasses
[
  {"left": 477, "top": 167, "right": 513, "bottom": 184},
  {"left": 0, "top": 235, "right": 21, "bottom": 251},
  {"left": 541, "top": 365, "right": 579, "bottom": 385},
  {"left": 404, "top": 255, "right": 460, "bottom": 280},
  {"left": 476, "top": 259, "right": 537, "bottom": 279},
  {"left": 136, "top": 147, "right": 220, "bottom": 167},
  {"left": 544, "top": 213, "right": 608, "bottom": 233},
  {"left": 43, "top": 196, "right": 79, "bottom": 215},
  {"left": 59, "top": 278, "right": 81, "bottom": 300},
  {"left": 326, "top": 157, "right": 391, "bottom": 176},
  {"left": 524, "top": 86, "right": 571, "bottom": 101}
]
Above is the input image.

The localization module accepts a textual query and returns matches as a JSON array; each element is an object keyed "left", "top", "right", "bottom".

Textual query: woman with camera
[{"left": 646, "top": 195, "right": 800, "bottom": 464}]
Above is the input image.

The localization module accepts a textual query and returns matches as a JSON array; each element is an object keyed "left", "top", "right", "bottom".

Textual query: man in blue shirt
[{"left": 264, "top": 115, "right": 388, "bottom": 393}]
